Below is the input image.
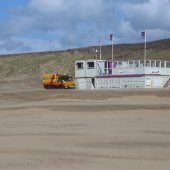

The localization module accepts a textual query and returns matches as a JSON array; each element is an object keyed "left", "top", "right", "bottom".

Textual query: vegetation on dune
[{"left": 0, "top": 39, "right": 170, "bottom": 78}]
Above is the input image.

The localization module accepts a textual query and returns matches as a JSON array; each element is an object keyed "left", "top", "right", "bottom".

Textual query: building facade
[{"left": 75, "top": 59, "right": 170, "bottom": 89}]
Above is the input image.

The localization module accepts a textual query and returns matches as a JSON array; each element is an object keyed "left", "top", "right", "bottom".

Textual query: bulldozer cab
[{"left": 59, "top": 75, "right": 73, "bottom": 82}]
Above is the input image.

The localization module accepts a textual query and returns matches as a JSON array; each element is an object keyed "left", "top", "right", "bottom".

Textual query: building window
[
  {"left": 77, "top": 62, "right": 84, "bottom": 69},
  {"left": 140, "top": 61, "right": 144, "bottom": 67},
  {"left": 161, "top": 61, "right": 165, "bottom": 68},
  {"left": 113, "top": 62, "right": 117, "bottom": 68},
  {"left": 129, "top": 61, "right": 134, "bottom": 68},
  {"left": 156, "top": 61, "right": 160, "bottom": 67},
  {"left": 166, "top": 62, "right": 170, "bottom": 68},
  {"left": 87, "top": 62, "right": 95, "bottom": 69},
  {"left": 145, "top": 60, "right": 150, "bottom": 67},
  {"left": 118, "top": 61, "right": 122, "bottom": 66},
  {"left": 151, "top": 60, "right": 155, "bottom": 67},
  {"left": 135, "top": 61, "right": 139, "bottom": 67}
]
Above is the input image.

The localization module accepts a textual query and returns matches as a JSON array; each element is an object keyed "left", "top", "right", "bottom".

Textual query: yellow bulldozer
[{"left": 42, "top": 73, "right": 75, "bottom": 89}]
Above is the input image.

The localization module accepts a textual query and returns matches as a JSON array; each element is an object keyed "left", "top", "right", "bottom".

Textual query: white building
[{"left": 75, "top": 59, "right": 170, "bottom": 89}]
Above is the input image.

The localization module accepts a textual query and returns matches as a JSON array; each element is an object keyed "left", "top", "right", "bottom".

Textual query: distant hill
[{"left": 0, "top": 38, "right": 170, "bottom": 78}]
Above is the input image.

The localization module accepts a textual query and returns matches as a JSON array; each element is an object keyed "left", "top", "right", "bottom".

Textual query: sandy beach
[{"left": 0, "top": 84, "right": 170, "bottom": 170}]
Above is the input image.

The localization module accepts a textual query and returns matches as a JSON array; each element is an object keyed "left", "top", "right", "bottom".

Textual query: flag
[
  {"left": 141, "top": 31, "right": 145, "bottom": 38},
  {"left": 110, "top": 33, "right": 113, "bottom": 41}
]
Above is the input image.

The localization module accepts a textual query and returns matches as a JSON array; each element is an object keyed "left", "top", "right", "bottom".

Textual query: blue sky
[{"left": 0, "top": 0, "right": 170, "bottom": 54}]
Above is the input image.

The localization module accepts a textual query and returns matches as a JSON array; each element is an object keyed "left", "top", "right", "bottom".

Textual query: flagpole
[
  {"left": 144, "top": 30, "right": 146, "bottom": 63},
  {"left": 98, "top": 18, "right": 102, "bottom": 60},
  {"left": 112, "top": 38, "right": 114, "bottom": 61},
  {"left": 110, "top": 33, "right": 114, "bottom": 61},
  {"left": 100, "top": 44, "right": 102, "bottom": 60}
]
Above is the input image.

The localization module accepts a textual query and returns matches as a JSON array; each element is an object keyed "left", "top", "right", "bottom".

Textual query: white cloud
[
  {"left": 147, "top": 29, "right": 170, "bottom": 40},
  {"left": 0, "top": 0, "right": 170, "bottom": 54},
  {"left": 116, "top": 20, "right": 138, "bottom": 43},
  {"left": 28, "top": 0, "right": 104, "bottom": 20},
  {"left": 0, "top": 37, "right": 63, "bottom": 54},
  {"left": 9, "top": 16, "right": 36, "bottom": 34},
  {"left": 28, "top": 0, "right": 69, "bottom": 14},
  {"left": 120, "top": 0, "right": 170, "bottom": 30},
  {"left": 119, "top": 21, "right": 136, "bottom": 37}
]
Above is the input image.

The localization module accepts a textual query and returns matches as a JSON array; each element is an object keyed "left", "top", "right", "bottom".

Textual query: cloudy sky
[{"left": 0, "top": 0, "right": 170, "bottom": 54}]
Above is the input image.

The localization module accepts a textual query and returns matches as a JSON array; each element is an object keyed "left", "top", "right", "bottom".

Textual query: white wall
[
  {"left": 75, "top": 60, "right": 86, "bottom": 78},
  {"left": 145, "top": 76, "right": 163, "bottom": 88}
]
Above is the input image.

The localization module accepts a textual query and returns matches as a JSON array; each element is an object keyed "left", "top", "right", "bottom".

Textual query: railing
[
  {"left": 96, "top": 63, "right": 104, "bottom": 75},
  {"left": 163, "top": 76, "right": 170, "bottom": 87},
  {"left": 102, "top": 60, "right": 170, "bottom": 69}
]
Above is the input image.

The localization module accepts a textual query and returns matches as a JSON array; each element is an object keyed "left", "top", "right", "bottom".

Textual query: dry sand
[{"left": 0, "top": 81, "right": 170, "bottom": 170}]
